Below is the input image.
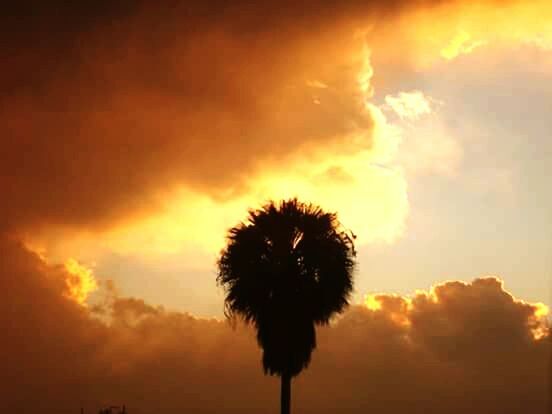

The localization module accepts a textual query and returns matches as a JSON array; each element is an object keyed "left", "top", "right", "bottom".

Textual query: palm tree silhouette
[{"left": 217, "top": 199, "right": 356, "bottom": 414}]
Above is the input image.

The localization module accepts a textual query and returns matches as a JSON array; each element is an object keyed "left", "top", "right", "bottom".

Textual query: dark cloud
[
  {"left": 1, "top": 237, "right": 548, "bottom": 413},
  {"left": 5, "top": 0, "right": 486, "bottom": 233}
]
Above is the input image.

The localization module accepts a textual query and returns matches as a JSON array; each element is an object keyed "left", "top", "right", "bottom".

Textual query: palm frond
[{"left": 217, "top": 198, "right": 356, "bottom": 376}]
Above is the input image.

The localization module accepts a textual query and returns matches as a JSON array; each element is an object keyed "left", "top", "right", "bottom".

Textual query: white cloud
[
  {"left": 384, "top": 90, "right": 434, "bottom": 121},
  {"left": 380, "top": 91, "right": 463, "bottom": 176}
]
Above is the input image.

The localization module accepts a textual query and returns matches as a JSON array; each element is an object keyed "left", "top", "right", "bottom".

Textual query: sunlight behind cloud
[
  {"left": 534, "top": 303, "right": 549, "bottom": 318},
  {"left": 26, "top": 45, "right": 409, "bottom": 261},
  {"left": 93, "top": 53, "right": 412, "bottom": 258},
  {"left": 21, "top": 0, "right": 552, "bottom": 279},
  {"left": 64, "top": 258, "right": 98, "bottom": 305},
  {"left": 363, "top": 277, "right": 550, "bottom": 338},
  {"left": 371, "top": 0, "right": 552, "bottom": 69},
  {"left": 98, "top": 127, "right": 409, "bottom": 257},
  {"left": 441, "top": 30, "right": 487, "bottom": 60},
  {"left": 364, "top": 294, "right": 383, "bottom": 311}
]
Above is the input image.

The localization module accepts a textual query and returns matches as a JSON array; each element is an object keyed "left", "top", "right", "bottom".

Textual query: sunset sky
[{"left": 2, "top": 1, "right": 551, "bottom": 413}]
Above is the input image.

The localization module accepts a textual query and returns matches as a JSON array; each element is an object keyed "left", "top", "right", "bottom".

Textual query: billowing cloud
[
  {"left": 1, "top": 1, "right": 390, "bottom": 234},
  {"left": 1, "top": 237, "right": 548, "bottom": 413},
  {"left": 2, "top": 7, "right": 551, "bottom": 412},
  {"left": 27, "top": 97, "right": 409, "bottom": 257},
  {"left": 2, "top": 0, "right": 551, "bottom": 259}
]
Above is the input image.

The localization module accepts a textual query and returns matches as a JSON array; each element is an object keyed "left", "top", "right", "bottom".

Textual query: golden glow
[
  {"left": 98, "top": 139, "right": 408, "bottom": 257},
  {"left": 26, "top": 45, "right": 409, "bottom": 261},
  {"left": 440, "top": 30, "right": 487, "bottom": 60},
  {"left": 364, "top": 294, "right": 383, "bottom": 311},
  {"left": 534, "top": 303, "right": 549, "bottom": 318},
  {"left": 20, "top": 0, "right": 552, "bottom": 273},
  {"left": 357, "top": 45, "right": 374, "bottom": 98},
  {"left": 363, "top": 278, "right": 550, "bottom": 336},
  {"left": 371, "top": 0, "right": 552, "bottom": 68},
  {"left": 64, "top": 258, "right": 98, "bottom": 305},
  {"left": 530, "top": 303, "right": 550, "bottom": 339},
  {"left": 364, "top": 293, "right": 412, "bottom": 327}
]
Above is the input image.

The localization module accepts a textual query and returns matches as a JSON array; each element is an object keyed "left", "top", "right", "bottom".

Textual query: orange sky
[{"left": 1, "top": 1, "right": 551, "bottom": 412}]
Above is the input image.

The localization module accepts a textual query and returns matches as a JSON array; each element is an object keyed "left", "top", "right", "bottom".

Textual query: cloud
[
  {"left": 2, "top": 11, "right": 550, "bottom": 411},
  {"left": 1, "top": 1, "right": 394, "bottom": 234},
  {"left": 2, "top": 0, "right": 551, "bottom": 257},
  {"left": 367, "top": 0, "right": 552, "bottom": 96},
  {"left": 34, "top": 103, "right": 409, "bottom": 256},
  {"left": 17, "top": 46, "right": 411, "bottom": 258},
  {"left": 1, "top": 1, "right": 531, "bottom": 229},
  {"left": 441, "top": 30, "right": 488, "bottom": 60},
  {"left": 375, "top": 94, "right": 463, "bottom": 177},
  {"left": 384, "top": 90, "right": 434, "bottom": 121},
  {"left": 1, "top": 237, "right": 548, "bottom": 413},
  {"left": 63, "top": 258, "right": 98, "bottom": 304}
]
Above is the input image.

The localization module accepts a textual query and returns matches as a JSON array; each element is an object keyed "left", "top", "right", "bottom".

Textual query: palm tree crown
[{"left": 217, "top": 199, "right": 356, "bottom": 378}]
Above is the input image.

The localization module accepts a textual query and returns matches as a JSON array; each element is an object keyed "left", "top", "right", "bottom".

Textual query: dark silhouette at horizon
[
  {"left": 96, "top": 405, "right": 126, "bottom": 414},
  {"left": 217, "top": 198, "right": 356, "bottom": 414}
]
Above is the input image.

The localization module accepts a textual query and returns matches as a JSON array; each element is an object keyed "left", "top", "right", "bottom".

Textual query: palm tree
[{"left": 217, "top": 199, "right": 356, "bottom": 414}]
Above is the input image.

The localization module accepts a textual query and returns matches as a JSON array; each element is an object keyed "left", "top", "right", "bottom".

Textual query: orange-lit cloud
[
  {"left": 441, "top": 30, "right": 488, "bottom": 60},
  {"left": 2, "top": 2, "right": 382, "bottom": 235},
  {"left": 364, "top": 277, "right": 550, "bottom": 339},
  {"left": 22, "top": 46, "right": 411, "bottom": 258},
  {"left": 63, "top": 258, "right": 98, "bottom": 304},
  {"left": 369, "top": 0, "right": 552, "bottom": 71},
  {"left": 1, "top": 8, "right": 551, "bottom": 412},
  {"left": 2, "top": 0, "right": 551, "bottom": 262},
  {"left": 0, "top": 238, "right": 548, "bottom": 413}
]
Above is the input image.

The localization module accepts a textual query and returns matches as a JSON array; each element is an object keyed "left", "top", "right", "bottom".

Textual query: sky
[{"left": 1, "top": 1, "right": 551, "bottom": 413}]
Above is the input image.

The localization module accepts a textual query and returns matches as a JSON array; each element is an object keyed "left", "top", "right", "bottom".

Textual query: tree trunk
[{"left": 281, "top": 373, "right": 291, "bottom": 414}]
